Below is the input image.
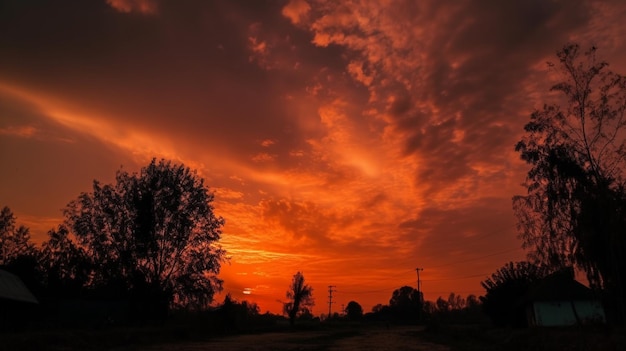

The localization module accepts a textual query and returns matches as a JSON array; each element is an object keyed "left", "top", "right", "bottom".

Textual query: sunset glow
[{"left": 2, "top": 0, "right": 626, "bottom": 315}]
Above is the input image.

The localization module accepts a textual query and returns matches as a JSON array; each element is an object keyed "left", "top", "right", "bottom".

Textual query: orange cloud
[
  {"left": 106, "top": 0, "right": 158, "bottom": 15},
  {"left": 282, "top": 0, "right": 311, "bottom": 25},
  {"left": 3, "top": 0, "right": 624, "bottom": 315},
  {"left": 0, "top": 125, "right": 37, "bottom": 138}
]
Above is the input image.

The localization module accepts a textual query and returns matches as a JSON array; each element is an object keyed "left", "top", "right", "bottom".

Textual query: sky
[{"left": 1, "top": 0, "right": 626, "bottom": 315}]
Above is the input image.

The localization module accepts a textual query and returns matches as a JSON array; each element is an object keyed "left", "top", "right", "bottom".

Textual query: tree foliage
[
  {"left": 344, "top": 300, "right": 363, "bottom": 320},
  {"left": 514, "top": 43, "right": 626, "bottom": 319},
  {"left": 0, "top": 206, "right": 37, "bottom": 265},
  {"left": 0, "top": 206, "right": 46, "bottom": 301},
  {"left": 480, "top": 261, "right": 550, "bottom": 326},
  {"left": 447, "top": 292, "right": 465, "bottom": 310},
  {"left": 218, "top": 294, "right": 261, "bottom": 331},
  {"left": 283, "top": 271, "right": 314, "bottom": 326},
  {"left": 40, "top": 225, "right": 92, "bottom": 297},
  {"left": 435, "top": 296, "right": 449, "bottom": 312},
  {"left": 389, "top": 285, "right": 422, "bottom": 321},
  {"left": 47, "top": 159, "right": 226, "bottom": 314}
]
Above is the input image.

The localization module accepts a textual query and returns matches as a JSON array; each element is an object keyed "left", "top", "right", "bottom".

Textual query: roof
[
  {"left": 0, "top": 269, "right": 38, "bottom": 304},
  {"left": 525, "top": 270, "right": 596, "bottom": 302}
]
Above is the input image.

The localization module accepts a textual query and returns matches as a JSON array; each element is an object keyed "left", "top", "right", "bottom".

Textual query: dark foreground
[
  {"left": 0, "top": 324, "right": 446, "bottom": 351},
  {"left": 2, "top": 323, "right": 625, "bottom": 351}
]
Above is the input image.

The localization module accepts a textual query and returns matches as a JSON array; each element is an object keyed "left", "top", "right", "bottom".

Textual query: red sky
[{"left": 1, "top": 0, "right": 626, "bottom": 315}]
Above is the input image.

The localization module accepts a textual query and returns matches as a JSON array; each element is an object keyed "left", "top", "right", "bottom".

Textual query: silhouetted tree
[
  {"left": 40, "top": 225, "right": 92, "bottom": 298},
  {"left": 218, "top": 294, "right": 260, "bottom": 332},
  {"left": 0, "top": 206, "right": 37, "bottom": 265},
  {"left": 480, "top": 261, "right": 550, "bottom": 326},
  {"left": 465, "top": 294, "right": 480, "bottom": 310},
  {"left": 372, "top": 303, "right": 385, "bottom": 313},
  {"left": 389, "top": 286, "right": 422, "bottom": 322},
  {"left": 345, "top": 300, "right": 363, "bottom": 320},
  {"left": 514, "top": 43, "right": 626, "bottom": 320},
  {"left": 435, "top": 296, "right": 449, "bottom": 312},
  {"left": 283, "top": 272, "right": 314, "bottom": 326},
  {"left": 0, "top": 207, "right": 44, "bottom": 299},
  {"left": 53, "top": 159, "right": 225, "bottom": 317},
  {"left": 365, "top": 303, "right": 392, "bottom": 321},
  {"left": 447, "top": 292, "right": 465, "bottom": 310}
]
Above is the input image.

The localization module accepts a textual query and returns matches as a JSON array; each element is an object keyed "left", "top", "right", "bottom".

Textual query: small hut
[
  {"left": 0, "top": 269, "right": 38, "bottom": 328},
  {"left": 524, "top": 269, "right": 605, "bottom": 327}
]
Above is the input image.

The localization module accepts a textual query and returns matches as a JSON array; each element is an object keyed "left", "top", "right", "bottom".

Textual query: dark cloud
[
  {"left": 0, "top": 93, "right": 137, "bottom": 222},
  {"left": 1, "top": 0, "right": 625, "bottom": 313}
]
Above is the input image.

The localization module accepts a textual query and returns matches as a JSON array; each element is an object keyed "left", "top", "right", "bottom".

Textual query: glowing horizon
[{"left": 2, "top": 0, "right": 625, "bottom": 315}]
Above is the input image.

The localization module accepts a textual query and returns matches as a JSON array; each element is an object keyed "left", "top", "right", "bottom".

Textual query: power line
[
  {"left": 427, "top": 290, "right": 485, "bottom": 295},
  {"left": 422, "top": 272, "right": 490, "bottom": 282},
  {"left": 356, "top": 246, "right": 521, "bottom": 285},
  {"left": 427, "top": 247, "right": 521, "bottom": 269},
  {"left": 337, "top": 282, "right": 415, "bottom": 295}
]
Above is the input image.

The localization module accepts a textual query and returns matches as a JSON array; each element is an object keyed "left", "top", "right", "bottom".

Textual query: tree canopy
[
  {"left": 46, "top": 159, "right": 226, "bottom": 315},
  {"left": 283, "top": 271, "right": 314, "bottom": 325},
  {"left": 480, "top": 261, "right": 550, "bottom": 326},
  {"left": 0, "top": 206, "right": 37, "bottom": 266},
  {"left": 344, "top": 300, "right": 363, "bottom": 320},
  {"left": 514, "top": 43, "right": 626, "bottom": 320},
  {"left": 388, "top": 285, "right": 422, "bottom": 321}
]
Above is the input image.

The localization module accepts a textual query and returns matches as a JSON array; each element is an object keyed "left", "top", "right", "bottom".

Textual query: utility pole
[
  {"left": 416, "top": 268, "right": 424, "bottom": 322},
  {"left": 328, "top": 285, "right": 336, "bottom": 318},
  {"left": 415, "top": 267, "right": 423, "bottom": 296}
]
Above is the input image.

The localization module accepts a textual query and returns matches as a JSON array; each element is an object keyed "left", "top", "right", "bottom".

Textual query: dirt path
[
  {"left": 133, "top": 326, "right": 450, "bottom": 351},
  {"left": 328, "top": 326, "right": 450, "bottom": 351}
]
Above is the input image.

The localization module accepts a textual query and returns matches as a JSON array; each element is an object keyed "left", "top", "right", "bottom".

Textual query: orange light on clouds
[{"left": 2, "top": 0, "right": 624, "bottom": 316}]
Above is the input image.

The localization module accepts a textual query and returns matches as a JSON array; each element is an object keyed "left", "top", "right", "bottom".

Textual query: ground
[
  {"left": 3, "top": 322, "right": 625, "bottom": 350},
  {"left": 122, "top": 325, "right": 449, "bottom": 351}
]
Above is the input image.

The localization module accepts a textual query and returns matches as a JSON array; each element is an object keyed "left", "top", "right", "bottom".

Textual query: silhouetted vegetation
[
  {"left": 353, "top": 289, "right": 487, "bottom": 334},
  {"left": 388, "top": 285, "right": 423, "bottom": 322},
  {"left": 48, "top": 159, "right": 226, "bottom": 319},
  {"left": 1, "top": 43, "right": 624, "bottom": 351},
  {"left": 0, "top": 206, "right": 38, "bottom": 266},
  {"left": 480, "top": 261, "right": 550, "bottom": 327},
  {"left": 514, "top": 43, "right": 626, "bottom": 323},
  {"left": 283, "top": 272, "right": 314, "bottom": 326},
  {"left": 1, "top": 159, "right": 226, "bottom": 329},
  {"left": 344, "top": 300, "right": 363, "bottom": 320}
]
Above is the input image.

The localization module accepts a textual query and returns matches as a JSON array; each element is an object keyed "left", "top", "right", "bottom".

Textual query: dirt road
[{"left": 136, "top": 325, "right": 450, "bottom": 351}]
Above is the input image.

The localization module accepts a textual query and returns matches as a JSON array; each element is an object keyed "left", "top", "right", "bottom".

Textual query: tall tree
[
  {"left": 514, "top": 43, "right": 626, "bottom": 320},
  {"left": 0, "top": 206, "right": 37, "bottom": 266},
  {"left": 57, "top": 159, "right": 226, "bottom": 315},
  {"left": 283, "top": 271, "right": 314, "bottom": 326}
]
